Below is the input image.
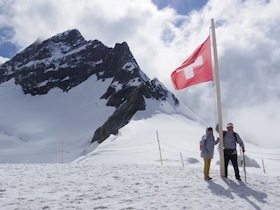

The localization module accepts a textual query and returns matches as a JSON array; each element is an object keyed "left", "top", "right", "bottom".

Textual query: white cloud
[
  {"left": 0, "top": 56, "right": 9, "bottom": 64},
  {"left": 227, "top": 101, "right": 280, "bottom": 148},
  {"left": 1, "top": 0, "right": 280, "bottom": 147}
]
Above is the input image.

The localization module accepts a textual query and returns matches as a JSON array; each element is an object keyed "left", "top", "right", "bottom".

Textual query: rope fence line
[
  {"left": 161, "top": 141, "right": 280, "bottom": 159},
  {"left": 247, "top": 151, "right": 280, "bottom": 156},
  {"left": 90, "top": 149, "right": 158, "bottom": 156},
  {"left": 0, "top": 146, "right": 279, "bottom": 159},
  {"left": 0, "top": 139, "right": 279, "bottom": 161},
  {"left": 162, "top": 149, "right": 181, "bottom": 157},
  {"left": 0, "top": 151, "right": 61, "bottom": 157},
  {"left": 0, "top": 150, "right": 81, "bottom": 157},
  {"left": 160, "top": 141, "right": 197, "bottom": 154},
  {"left": 105, "top": 141, "right": 156, "bottom": 148}
]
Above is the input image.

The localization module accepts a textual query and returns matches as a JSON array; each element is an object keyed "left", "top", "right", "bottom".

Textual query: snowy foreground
[{"left": 0, "top": 163, "right": 279, "bottom": 210}]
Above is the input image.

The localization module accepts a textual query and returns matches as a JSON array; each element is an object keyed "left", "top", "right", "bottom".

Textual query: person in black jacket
[{"left": 216, "top": 123, "right": 245, "bottom": 180}]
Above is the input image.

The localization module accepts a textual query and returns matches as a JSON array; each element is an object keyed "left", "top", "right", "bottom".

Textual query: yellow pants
[{"left": 203, "top": 158, "right": 212, "bottom": 177}]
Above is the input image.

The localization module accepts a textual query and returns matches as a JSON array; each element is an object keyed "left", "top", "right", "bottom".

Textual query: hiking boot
[
  {"left": 236, "top": 177, "right": 241, "bottom": 181},
  {"left": 204, "top": 176, "right": 211, "bottom": 180}
]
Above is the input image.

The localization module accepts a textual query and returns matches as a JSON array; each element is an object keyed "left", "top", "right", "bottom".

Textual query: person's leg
[
  {"left": 224, "top": 153, "right": 230, "bottom": 178},
  {"left": 207, "top": 159, "right": 212, "bottom": 178},
  {"left": 231, "top": 154, "right": 241, "bottom": 179},
  {"left": 203, "top": 158, "right": 207, "bottom": 177},
  {"left": 204, "top": 158, "right": 210, "bottom": 178},
  {"left": 204, "top": 159, "right": 212, "bottom": 179}
]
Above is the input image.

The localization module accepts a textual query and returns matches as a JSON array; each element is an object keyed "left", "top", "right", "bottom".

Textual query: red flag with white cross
[{"left": 171, "top": 36, "right": 213, "bottom": 90}]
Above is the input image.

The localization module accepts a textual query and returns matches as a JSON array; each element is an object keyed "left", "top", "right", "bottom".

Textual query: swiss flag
[{"left": 171, "top": 36, "right": 213, "bottom": 90}]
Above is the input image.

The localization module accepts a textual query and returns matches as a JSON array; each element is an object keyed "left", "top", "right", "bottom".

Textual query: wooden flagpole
[{"left": 211, "top": 18, "right": 225, "bottom": 177}]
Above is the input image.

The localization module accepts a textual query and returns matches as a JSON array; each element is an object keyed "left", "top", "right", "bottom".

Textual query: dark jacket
[{"left": 216, "top": 124, "right": 245, "bottom": 155}]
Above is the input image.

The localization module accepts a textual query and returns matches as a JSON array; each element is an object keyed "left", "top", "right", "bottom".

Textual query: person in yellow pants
[{"left": 200, "top": 127, "right": 219, "bottom": 180}]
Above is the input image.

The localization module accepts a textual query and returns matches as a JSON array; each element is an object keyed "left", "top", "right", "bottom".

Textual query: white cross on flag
[{"left": 171, "top": 36, "right": 213, "bottom": 90}]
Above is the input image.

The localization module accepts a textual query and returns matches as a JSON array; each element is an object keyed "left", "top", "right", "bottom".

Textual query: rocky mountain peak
[
  {"left": 0, "top": 29, "right": 179, "bottom": 144},
  {"left": 49, "top": 29, "right": 84, "bottom": 44}
]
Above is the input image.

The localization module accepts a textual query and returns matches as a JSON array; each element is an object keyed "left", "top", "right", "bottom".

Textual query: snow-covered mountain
[{"left": 0, "top": 29, "right": 201, "bottom": 163}]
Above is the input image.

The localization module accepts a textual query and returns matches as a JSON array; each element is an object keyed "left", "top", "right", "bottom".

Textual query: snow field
[{"left": 0, "top": 163, "right": 279, "bottom": 210}]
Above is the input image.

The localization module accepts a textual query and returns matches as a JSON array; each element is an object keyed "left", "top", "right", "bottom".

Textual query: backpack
[
  {"left": 223, "top": 131, "right": 237, "bottom": 141},
  {"left": 223, "top": 131, "right": 239, "bottom": 154}
]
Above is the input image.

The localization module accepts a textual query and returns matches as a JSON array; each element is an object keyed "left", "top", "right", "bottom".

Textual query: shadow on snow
[{"left": 207, "top": 178, "right": 267, "bottom": 210}]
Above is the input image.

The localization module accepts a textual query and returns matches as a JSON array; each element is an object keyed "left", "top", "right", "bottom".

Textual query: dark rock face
[
  {"left": 92, "top": 79, "right": 180, "bottom": 143},
  {"left": 0, "top": 29, "right": 179, "bottom": 144},
  {"left": 93, "top": 84, "right": 146, "bottom": 143},
  {"left": 0, "top": 29, "right": 121, "bottom": 95}
]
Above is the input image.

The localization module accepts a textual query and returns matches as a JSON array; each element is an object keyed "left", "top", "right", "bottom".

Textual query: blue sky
[
  {"left": 152, "top": 0, "right": 208, "bottom": 15},
  {"left": 0, "top": 27, "right": 18, "bottom": 58},
  {"left": 0, "top": 0, "right": 280, "bottom": 148}
]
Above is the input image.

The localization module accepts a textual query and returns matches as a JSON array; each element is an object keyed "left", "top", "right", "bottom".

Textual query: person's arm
[
  {"left": 236, "top": 133, "right": 245, "bottom": 152},
  {"left": 215, "top": 137, "right": 219, "bottom": 145},
  {"left": 200, "top": 135, "right": 206, "bottom": 150}
]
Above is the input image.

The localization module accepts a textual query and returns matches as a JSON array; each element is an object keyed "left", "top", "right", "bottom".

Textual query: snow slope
[
  {"left": 76, "top": 113, "right": 280, "bottom": 176},
  {"left": 0, "top": 72, "right": 202, "bottom": 164},
  {"left": 0, "top": 163, "right": 279, "bottom": 209},
  {"left": 0, "top": 76, "right": 115, "bottom": 163}
]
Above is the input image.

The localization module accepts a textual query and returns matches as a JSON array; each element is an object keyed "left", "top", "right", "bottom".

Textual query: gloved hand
[{"left": 242, "top": 147, "right": 245, "bottom": 153}]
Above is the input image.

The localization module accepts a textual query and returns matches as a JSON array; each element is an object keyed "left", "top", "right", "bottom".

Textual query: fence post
[
  {"left": 62, "top": 140, "right": 64, "bottom": 164},
  {"left": 262, "top": 159, "right": 266, "bottom": 174},
  {"left": 180, "top": 152, "right": 184, "bottom": 167},
  {"left": 156, "top": 130, "right": 163, "bottom": 166}
]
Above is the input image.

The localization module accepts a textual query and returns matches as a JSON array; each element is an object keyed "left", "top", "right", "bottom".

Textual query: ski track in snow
[{"left": 0, "top": 163, "right": 279, "bottom": 210}]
